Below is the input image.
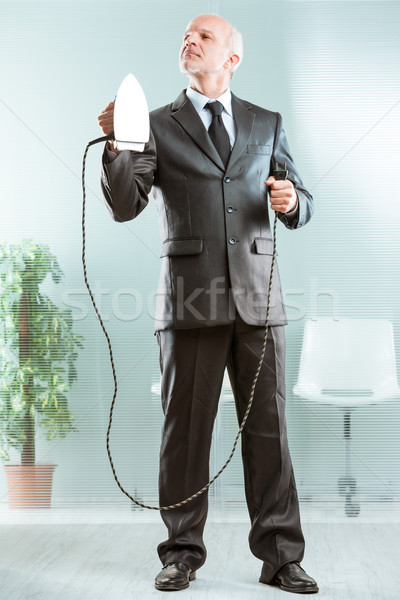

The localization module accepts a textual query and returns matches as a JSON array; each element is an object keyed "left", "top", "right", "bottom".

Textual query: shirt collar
[{"left": 186, "top": 86, "right": 233, "bottom": 117}]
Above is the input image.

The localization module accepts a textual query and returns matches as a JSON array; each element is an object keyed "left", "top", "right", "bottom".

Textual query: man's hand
[
  {"left": 265, "top": 176, "right": 298, "bottom": 213},
  {"left": 98, "top": 101, "right": 121, "bottom": 154},
  {"left": 98, "top": 101, "right": 115, "bottom": 134}
]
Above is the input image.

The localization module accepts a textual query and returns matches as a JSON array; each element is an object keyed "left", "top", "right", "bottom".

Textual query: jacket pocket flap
[
  {"left": 247, "top": 144, "right": 271, "bottom": 154},
  {"left": 161, "top": 238, "right": 203, "bottom": 257},
  {"left": 254, "top": 237, "right": 275, "bottom": 255}
]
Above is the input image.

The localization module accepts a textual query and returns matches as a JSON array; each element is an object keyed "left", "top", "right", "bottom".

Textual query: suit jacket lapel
[
  {"left": 170, "top": 90, "right": 255, "bottom": 173},
  {"left": 171, "top": 90, "right": 225, "bottom": 171},
  {"left": 227, "top": 93, "right": 255, "bottom": 171}
]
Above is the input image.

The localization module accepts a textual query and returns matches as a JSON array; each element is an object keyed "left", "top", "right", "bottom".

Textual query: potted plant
[{"left": 0, "top": 239, "right": 83, "bottom": 508}]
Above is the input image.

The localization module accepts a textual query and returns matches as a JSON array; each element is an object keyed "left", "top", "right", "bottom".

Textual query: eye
[{"left": 202, "top": 34, "right": 210, "bottom": 39}]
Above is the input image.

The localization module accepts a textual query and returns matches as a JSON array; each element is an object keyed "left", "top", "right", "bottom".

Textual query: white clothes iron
[{"left": 113, "top": 73, "right": 149, "bottom": 152}]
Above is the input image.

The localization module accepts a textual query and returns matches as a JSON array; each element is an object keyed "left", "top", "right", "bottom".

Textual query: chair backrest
[{"left": 293, "top": 318, "right": 400, "bottom": 402}]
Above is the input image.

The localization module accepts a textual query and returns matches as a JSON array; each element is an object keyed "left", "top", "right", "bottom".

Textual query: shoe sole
[
  {"left": 260, "top": 577, "right": 319, "bottom": 594},
  {"left": 272, "top": 578, "right": 319, "bottom": 594},
  {"left": 155, "top": 571, "right": 196, "bottom": 591}
]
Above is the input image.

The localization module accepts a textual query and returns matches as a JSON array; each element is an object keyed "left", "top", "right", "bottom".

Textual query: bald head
[
  {"left": 180, "top": 14, "right": 243, "bottom": 82},
  {"left": 186, "top": 14, "right": 233, "bottom": 42}
]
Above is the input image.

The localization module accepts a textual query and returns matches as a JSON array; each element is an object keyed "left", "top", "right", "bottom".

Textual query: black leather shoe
[
  {"left": 155, "top": 562, "right": 196, "bottom": 591},
  {"left": 260, "top": 561, "right": 319, "bottom": 594}
]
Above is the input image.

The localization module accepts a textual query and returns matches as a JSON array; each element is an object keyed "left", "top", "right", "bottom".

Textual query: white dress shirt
[{"left": 186, "top": 86, "right": 236, "bottom": 149}]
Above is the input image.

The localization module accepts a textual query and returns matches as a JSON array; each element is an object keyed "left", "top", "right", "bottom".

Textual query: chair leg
[{"left": 338, "top": 410, "right": 360, "bottom": 517}]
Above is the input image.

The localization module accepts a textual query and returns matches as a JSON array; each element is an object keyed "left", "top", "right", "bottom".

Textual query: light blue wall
[{"left": 1, "top": 0, "right": 399, "bottom": 513}]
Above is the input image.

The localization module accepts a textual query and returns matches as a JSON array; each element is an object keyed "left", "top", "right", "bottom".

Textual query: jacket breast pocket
[
  {"left": 247, "top": 144, "right": 271, "bottom": 155},
  {"left": 161, "top": 238, "right": 203, "bottom": 257},
  {"left": 253, "top": 237, "right": 277, "bottom": 255}
]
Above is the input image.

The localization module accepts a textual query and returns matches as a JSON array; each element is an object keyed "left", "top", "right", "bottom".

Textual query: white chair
[{"left": 293, "top": 318, "right": 400, "bottom": 516}]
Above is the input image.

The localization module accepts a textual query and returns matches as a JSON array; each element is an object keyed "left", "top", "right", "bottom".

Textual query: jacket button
[
  {"left": 224, "top": 176, "right": 231, "bottom": 183},
  {"left": 227, "top": 206, "right": 234, "bottom": 213},
  {"left": 229, "top": 237, "right": 237, "bottom": 245}
]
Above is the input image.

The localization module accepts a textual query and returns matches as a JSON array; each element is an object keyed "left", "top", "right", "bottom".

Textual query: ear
[{"left": 225, "top": 53, "right": 240, "bottom": 70}]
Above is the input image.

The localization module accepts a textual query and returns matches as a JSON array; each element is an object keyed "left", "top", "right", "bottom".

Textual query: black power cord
[{"left": 82, "top": 137, "right": 285, "bottom": 510}]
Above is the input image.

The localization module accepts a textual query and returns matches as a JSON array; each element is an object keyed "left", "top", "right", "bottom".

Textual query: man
[{"left": 98, "top": 14, "right": 318, "bottom": 594}]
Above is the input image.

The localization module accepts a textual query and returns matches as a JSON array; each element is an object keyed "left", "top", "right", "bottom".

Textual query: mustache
[{"left": 181, "top": 48, "right": 200, "bottom": 57}]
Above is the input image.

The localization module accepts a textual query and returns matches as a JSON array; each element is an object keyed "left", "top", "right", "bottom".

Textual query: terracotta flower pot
[{"left": 4, "top": 463, "right": 57, "bottom": 509}]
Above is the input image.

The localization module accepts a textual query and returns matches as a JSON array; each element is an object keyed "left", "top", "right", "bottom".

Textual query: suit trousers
[{"left": 155, "top": 313, "right": 305, "bottom": 582}]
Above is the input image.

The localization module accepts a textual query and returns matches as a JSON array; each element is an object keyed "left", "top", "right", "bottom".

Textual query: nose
[{"left": 185, "top": 32, "right": 198, "bottom": 47}]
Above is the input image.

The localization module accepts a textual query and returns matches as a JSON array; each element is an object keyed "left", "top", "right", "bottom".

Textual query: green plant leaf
[{"left": 0, "top": 240, "right": 85, "bottom": 458}]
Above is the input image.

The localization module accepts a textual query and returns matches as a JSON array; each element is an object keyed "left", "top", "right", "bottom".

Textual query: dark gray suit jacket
[{"left": 101, "top": 90, "right": 313, "bottom": 331}]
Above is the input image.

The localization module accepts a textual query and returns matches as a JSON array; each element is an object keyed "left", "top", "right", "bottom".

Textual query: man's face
[{"left": 179, "top": 15, "right": 233, "bottom": 77}]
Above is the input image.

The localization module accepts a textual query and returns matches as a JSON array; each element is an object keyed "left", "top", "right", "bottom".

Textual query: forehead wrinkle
[{"left": 184, "top": 28, "right": 215, "bottom": 37}]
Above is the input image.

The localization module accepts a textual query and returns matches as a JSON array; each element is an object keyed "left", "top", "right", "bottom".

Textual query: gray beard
[{"left": 179, "top": 60, "right": 201, "bottom": 75}]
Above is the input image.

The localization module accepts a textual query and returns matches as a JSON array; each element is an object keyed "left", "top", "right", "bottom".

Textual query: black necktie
[{"left": 205, "top": 101, "right": 231, "bottom": 167}]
